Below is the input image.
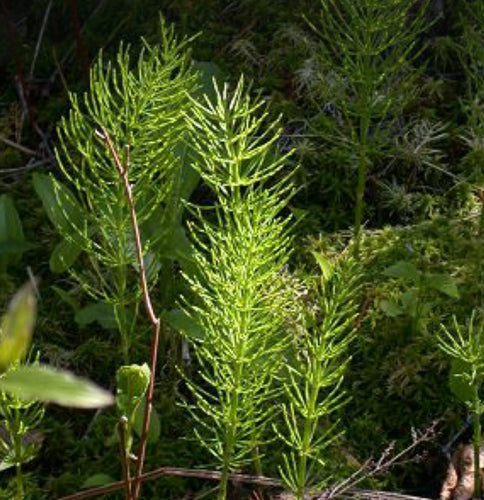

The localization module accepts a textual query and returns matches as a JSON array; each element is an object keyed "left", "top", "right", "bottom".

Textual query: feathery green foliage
[
  {"left": 458, "top": 1, "right": 484, "bottom": 241},
  {"left": 51, "top": 20, "right": 198, "bottom": 362},
  {"left": 276, "top": 256, "right": 360, "bottom": 499},
  {"left": 182, "top": 78, "right": 295, "bottom": 500},
  {"left": 310, "top": 0, "right": 430, "bottom": 252},
  {"left": 437, "top": 311, "right": 484, "bottom": 498}
]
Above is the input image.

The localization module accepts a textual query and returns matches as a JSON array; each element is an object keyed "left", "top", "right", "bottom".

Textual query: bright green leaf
[
  {"left": 50, "top": 238, "right": 83, "bottom": 273},
  {"left": 133, "top": 397, "right": 160, "bottom": 444},
  {"left": 379, "top": 299, "right": 403, "bottom": 317},
  {"left": 383, "top": 261, "right": 420, "bottom": 282},
  {"left": 425, "top": 273, "right": 460, "bottom": 299},
  {"left": 81, "top": 473, "right": 115, "bottom": 489},
  {"left": 449, "top": 359, "right": 474, "bottom": 404},
  {"left": 311, "top": 251, "right": 333, "bottom": 282},
  {"left": 116, "top": 363, "right": 150, "bottom": 418},
  {"left": 0, "top": 282, "right": 37, "bottom": 370},
  {"left": 163, "top": 309, "right": 205, "bottom": 340},
  {"left": 0, "top": 194, "right": 28, "bottom": 272},
  {"left": 32, "top": 173, "right": 85, "bottom": 245},
  {"left": 0, "top": 365, "right": 114, "bottom": 408}
]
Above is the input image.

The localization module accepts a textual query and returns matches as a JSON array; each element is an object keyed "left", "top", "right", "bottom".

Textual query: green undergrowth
[{"left": 1, "top": 1, "right": 484, "bottom": 498}]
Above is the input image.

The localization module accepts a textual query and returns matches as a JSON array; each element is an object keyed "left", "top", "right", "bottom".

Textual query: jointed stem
[
  {"left": 353, "top": 112, "right": 370, "bottom": 258},
  {"left": 15, "top": 463, "right": 23, "bottom": 500},
  {"left": 118, "top": 417, "right": 134, "bottom": 500},
  {"left": 473, "top": 384, "right": 482, "bottom": 499},
  {"left": 14, "top": 409, "right": 24, "bottom": 500},
  {"left": 296, "top": 358, "right": 321, "bottom": 500}
]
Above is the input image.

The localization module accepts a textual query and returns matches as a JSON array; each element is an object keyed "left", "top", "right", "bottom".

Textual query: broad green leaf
[
  {"left": 75, "top": 302, "right": 119, "bottom": 330},
  {"left": 379, "top": 299, "right": 403, "bottom": 317},
  {"left": 449, "top": 359, "right": 474, "bottom": 404},
  {"left": 401, "top": 290, "right": 418, "bottom": 317},
  {"left": 311, "top": 251, "right": 333, "bottom": 282},
  {"left": 0, "top": 282, "right": 37, "bottom": 370},
  {"left": 81, "top": 474, "right": 115, "bottom": 489},
  {"left": 49, "top": 238, "right": 83, "bottom": 273},
  {"left": 425, "top": 273, "right": 460, "bottom": 299},
  {"left": 163, "top": 309, "right": 205, "bottom": 340},
  {"left": 133, "top": 397, "right": 160, "bottom": 444},
  {"left": 0, "top": 194, "right": 28, "bottom": 272},
  {"left": 32, "top": 173, "right": 85, "bottom": 245},
  {"left": 154, "top": 224, "right": 195, "bottom": 273},
  {"left": 0, "top": 365, "right": 114, "bottom": 408},
  {"left": 383, "top": 261, "right": 420, "bottom": 282}
]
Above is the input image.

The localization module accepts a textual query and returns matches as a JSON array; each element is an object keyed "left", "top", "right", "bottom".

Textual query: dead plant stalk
[{"left": 100, "top": 128, "right": 161, "bottom": 500}]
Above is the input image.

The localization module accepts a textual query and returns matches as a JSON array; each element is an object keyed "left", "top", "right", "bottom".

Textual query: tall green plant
[
  {"left": 182, "top": 78, "right": 295, "bottom": 500},
  {"left": 276, "top": 256, "right": 359, "bottom": 499},
  {"left": 41, "top": 20, "right": 198, "bottom": 363},
  {"left": 311, "top": 0, "right": 429, "bottom": 253},
  {"left": 437, "top": 311, "right": 484, "bottom": 499},
  {"left": 458, "top": 1, "right": 484, "bottom": 239}
]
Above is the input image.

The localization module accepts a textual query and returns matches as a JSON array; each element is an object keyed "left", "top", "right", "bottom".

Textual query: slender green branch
[{"left": 117, "top": 417, "right": 134, "bottom": 500}]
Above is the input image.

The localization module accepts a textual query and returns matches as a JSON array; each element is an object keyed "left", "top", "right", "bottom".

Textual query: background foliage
[{"left": 0, "top": 0, "right": 483, "bottom": 498}]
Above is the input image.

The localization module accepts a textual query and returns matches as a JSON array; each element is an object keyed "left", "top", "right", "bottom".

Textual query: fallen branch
[
  {"left": 57, "top": 467, "right": 282, "bottom": 500},
  {"left": 322, "top": 420, "right": 440, "bottom": 500},
  {"left": 0, "top": 134, "right": 41, "bottom": 157}
]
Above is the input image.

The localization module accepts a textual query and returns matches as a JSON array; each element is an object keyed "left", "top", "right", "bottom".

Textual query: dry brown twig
[
  {"left": 57, "top": 467, "right": 281, "bottom": 500},
  {"left": 319, "top": 420, "right": 440, "bottom": 500}
]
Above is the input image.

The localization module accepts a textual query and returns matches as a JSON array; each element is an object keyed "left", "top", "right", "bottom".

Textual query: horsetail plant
[
  {"left": 458, "top": 1, "right": 484, "bottom": 241},
  {"left": 310, "top": 0, "right": 430, "bottom": 254},
  {"left": 35, "top": 19, "right": 198, "bottom": 363},
  {"left": 182, "top": 78, "right": 296, "bottom": 500},
  {"left": 276, "top": 255, "right": 360, "bottom": 499},
  {"left": 437, "top": 311, "right": 484, "bottom": 500}
]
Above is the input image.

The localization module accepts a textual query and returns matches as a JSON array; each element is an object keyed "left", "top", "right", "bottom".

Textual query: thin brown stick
[
  {"left": 0, "top": 134, "right": 41, "bottom": 157},
  {"left": 47, "top": 0, "right": 107, "bottom": 88},
  {"left": 322, "top": 489, "right": 433, "bottom": 500},
  {"left": 323, "top": 420, "right": 439, "bottom": 500},
  {"left": 66, "top": 0, "right": 90, "bottom": 81},
  {"left": 57, "top": 467, "right": 282, "bottom": 500},
  {"left": 29, "top": 0, "right": 53, "bottom": 80},
  {"left": 98, "top": 128, "right": 162, "bottom": 499}
]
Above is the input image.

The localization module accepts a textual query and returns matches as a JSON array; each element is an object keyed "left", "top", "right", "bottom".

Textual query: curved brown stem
[{"left": 98, "top": 128, "right": 162, "bottom": 499}]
